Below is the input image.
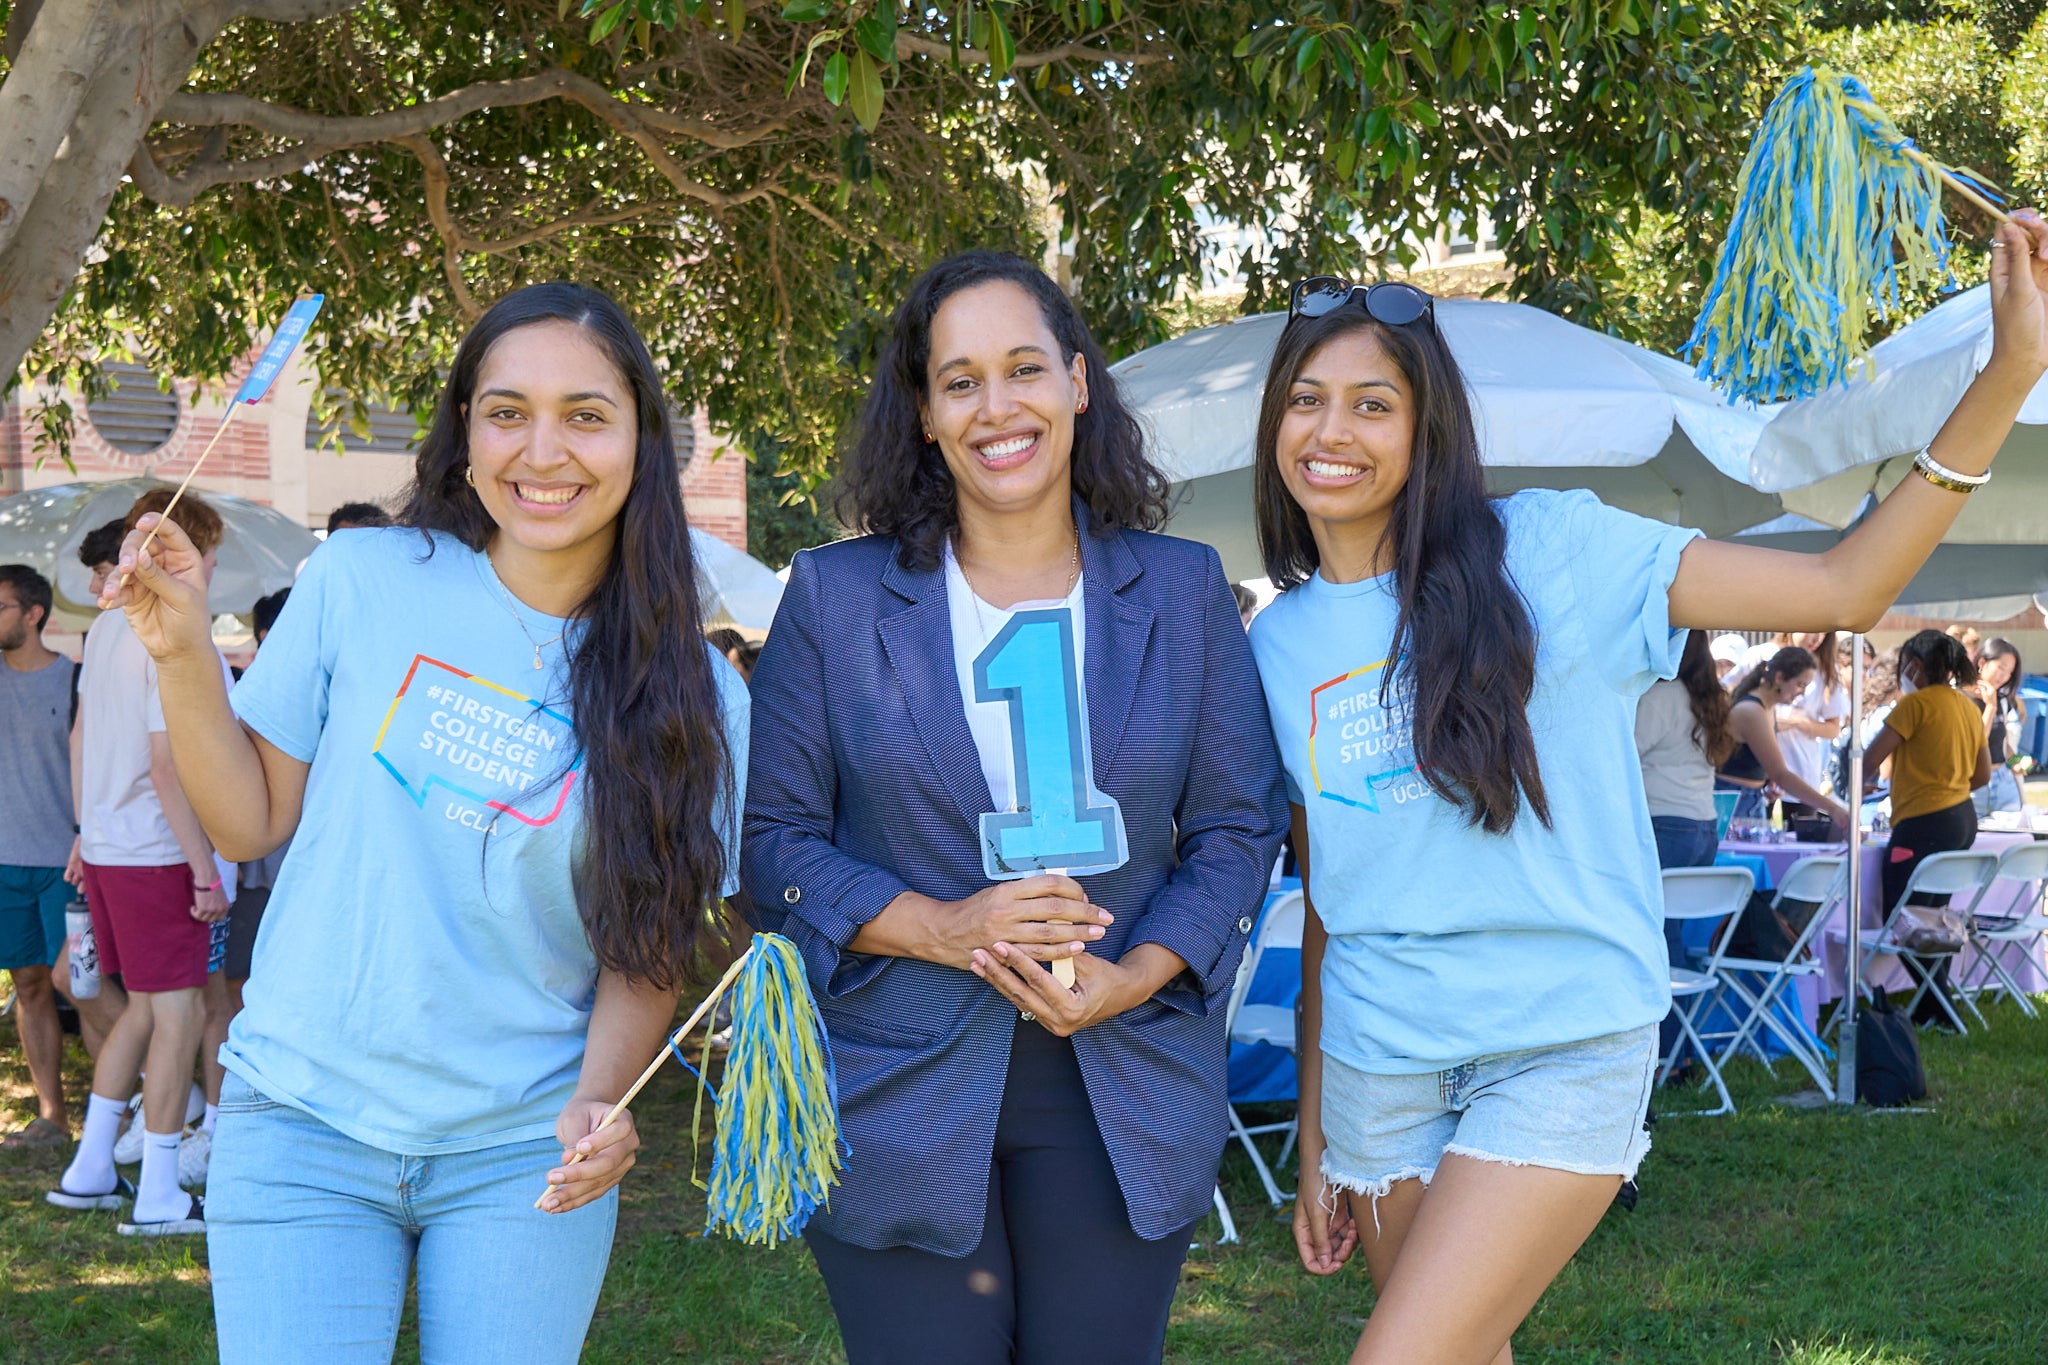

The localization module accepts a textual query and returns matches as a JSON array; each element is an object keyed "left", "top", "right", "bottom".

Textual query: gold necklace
[
  {"left": 958, "top": 531, "right": 1080, "bottom": 644},
  {"left": 486, "top": 553, "right": 567, "bottom": 671}
]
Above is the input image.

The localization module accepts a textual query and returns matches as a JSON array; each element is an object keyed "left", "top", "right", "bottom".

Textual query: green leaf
[
  {"left": 589, "top": 3, "right": 630, "bottom": 41},
  {"left": 987, "top": 5, "right": 1015, "bottom": 77},
  {"left": 779, "top": 0, "right": 833, "bottom": 21},
  {"left": 823, "top": 49, "right": 849, "bottom": 104},
  {"left": 725, "top": 0, "right": 744, "bottom": 37},
  {"left": 853, "top": 8, "right": 897, "bottom": 62},
  {"left": 1296, "top": 33, "right": 1322, "bottom": 73},
  {"left": 849, "top": 46, "right": 884, "bottom": 130}
]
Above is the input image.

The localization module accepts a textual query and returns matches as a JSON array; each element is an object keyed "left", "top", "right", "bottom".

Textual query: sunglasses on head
[{"left": 1287, "top": 277, "right": 1436, "bottom": 328}]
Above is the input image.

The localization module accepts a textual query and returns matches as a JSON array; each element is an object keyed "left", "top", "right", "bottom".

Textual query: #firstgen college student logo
[
  {"left": 371, "top": 655, "right": 580, "bottom": 828},
  {"left": 1307, "top": 658, "right": 1428, "bottom": 813}
]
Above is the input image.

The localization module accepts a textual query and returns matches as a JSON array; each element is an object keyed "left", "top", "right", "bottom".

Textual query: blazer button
[
  {"left": 784, "top": 886, "right": 802, "bottom": 905},
  {"left": 1238, "top": 916, "right": 1254, "bottom": 934}
]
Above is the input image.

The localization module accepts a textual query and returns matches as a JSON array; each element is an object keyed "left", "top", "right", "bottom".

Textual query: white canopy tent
[{"left": 1112, "top": 302, "right": 1785, "bottom": 580}]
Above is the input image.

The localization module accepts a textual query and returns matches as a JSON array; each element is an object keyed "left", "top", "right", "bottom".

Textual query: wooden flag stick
[
  {"left": 1905, "top": 151, "right": 2014, "bottom": 225},
  {"left": 116, "top": 415, "right": 239, "bottom": 589},
  {"left": 533, "top": 945, "right": 754, "bottom": 1209}
]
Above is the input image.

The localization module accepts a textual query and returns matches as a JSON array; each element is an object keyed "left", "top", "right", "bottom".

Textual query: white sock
[
  {"left": 61, "top": 1093, "right": 127, "bottom": 1195},
  {"left": 134, "top": 1130, "right": 189, "bottom": 1223},
  {"left": 202, "top": 1103, "right": 218, "bottom": 1136}
]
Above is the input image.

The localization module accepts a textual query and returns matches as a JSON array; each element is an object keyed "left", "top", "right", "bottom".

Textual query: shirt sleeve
[
  {"left": 229, "top": 540, "right": 343, "bottom": 763},
  {"left": 1884, "top": 689, "right": 1928, "bottom": 742},
  {"left": 1554, "top": 490, "right": 1702, "bottom": 696},
  {"left": 710, "top": 643, "right": 750, "bottom": 899}
]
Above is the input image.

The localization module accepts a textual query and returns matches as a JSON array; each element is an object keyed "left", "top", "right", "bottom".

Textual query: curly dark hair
[
  {"left": 834, "top": 250, "right": 1170, "bottom": 570},
  {"left": 397, "top": 282, "right": 734, "bottom": 991}
]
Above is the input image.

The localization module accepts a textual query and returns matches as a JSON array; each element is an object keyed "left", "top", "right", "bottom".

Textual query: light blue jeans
[{"left": 207, "top": 1072, "right": 618, "bottom": 1364}]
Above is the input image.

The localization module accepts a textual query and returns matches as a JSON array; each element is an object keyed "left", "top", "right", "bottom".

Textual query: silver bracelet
[{"left": 1913, "top": 447, "right": 1990, "bottom": 492}]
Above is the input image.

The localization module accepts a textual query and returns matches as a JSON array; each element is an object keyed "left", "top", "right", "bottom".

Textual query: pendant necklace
[
  {"left": 487, "top": 552, "right": 567, "bottom": 670},
  {"left": 958, "top": 530, "right": 1080, "bottom": 646}
]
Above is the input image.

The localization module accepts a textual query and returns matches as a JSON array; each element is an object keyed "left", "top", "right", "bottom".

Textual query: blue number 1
[{"left": 973, "top": 607, "right": 1125, "bottom": 879}]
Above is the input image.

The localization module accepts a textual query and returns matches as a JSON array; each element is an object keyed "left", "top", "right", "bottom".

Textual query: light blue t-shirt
[
  {"left": 1249, "top": 490, "right": 1698, "bottom": 1074},
  {"left": 224, "top": 528, "right": 748, "bottom": 1154}
]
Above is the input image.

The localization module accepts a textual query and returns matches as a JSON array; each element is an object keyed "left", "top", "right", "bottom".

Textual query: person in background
[
  {"left": 325, "top": 502, "right": 393, "bottom": 534},
  {"left": 1634, "top": 629, "right": 1738, "bottom": 1066},
  {"left": 1232, "top": 580, "right": 1259, "bottom": 628},
  {"left": 79, "top": 520, "right": 128, "bottom": 599},
  {"left": 1709, "top": 634, "right": 1747, "bottom": 684},
  {"left": 1970, "top": 637, "right": 2027, "bottom": 817},
  {"left": 705, "top": 626, "right": 751, "bottom": 682},
  {"left": 1777, "top": 632, "right": 1848, "bottom": 818},
  {"left": 1944, "top": 623, "right": 1982, "bottom": 666},
  {"left": 1717, "top": 648, "right": 1850, "bottom": 826},
  {"left": 0, "top": 565, "right": 83, "bottom": 1150},
  {"left": 1738, "top": 631, "right": 1793, "bottom": 676},
  {"left": 1864, "top": 630, "right": 1992, "bottom": 1027},
  {"left": 221, "top": 589, "right": 291, "bottom": 1016},
  {"left": 49, "top": 490, "right": 233, "bottom": 1235},
  {"left": 1835, "top": 654, "right": 1902, "bottom": 803}
]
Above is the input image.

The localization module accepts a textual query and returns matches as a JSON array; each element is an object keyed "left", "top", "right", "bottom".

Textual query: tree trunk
[
  {"left": 0, "top": 0, "right": 118, "bottom": 258},
  {"left": 0, "top": 1, "right": 234, "bottom": 387}
]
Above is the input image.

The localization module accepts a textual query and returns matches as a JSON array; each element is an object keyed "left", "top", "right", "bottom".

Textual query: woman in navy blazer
[{"left": 742, "top": 251, "right": 1286, "bottom": 1365}]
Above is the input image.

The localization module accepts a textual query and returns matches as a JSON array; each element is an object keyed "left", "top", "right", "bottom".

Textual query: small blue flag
[{"left": 231, "top": 296, "right": 323, "bottom": 406}]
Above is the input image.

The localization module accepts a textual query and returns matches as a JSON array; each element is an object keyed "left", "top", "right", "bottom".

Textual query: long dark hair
[
  {"left": 1810, "top": 631, "right": 1841, "bottom": 697},
  {"left": 1898, "top": 629, "right": 1978, "bottom": 690},
  {"left": 398, "top": 282, "right": 732, "bottom": 991},
  {"left": 1731, "top": 646, "right": 1817, "bottom": 704},
  {"left": 834, "top": 250, "right": 1170, "bottom": 571},
  {"left": 1676, "top": 631, "right": 1737, "bottom": 765},
  {"left": 1981, "top": 636, "right": 2025, "bottom": 717},
  {"left": 1252, "top": 307, "right": 1547, "bottom": 835}
]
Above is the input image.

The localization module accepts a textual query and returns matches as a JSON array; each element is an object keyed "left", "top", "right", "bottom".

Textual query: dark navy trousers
[{"left": 805, "top": 1017, "right": 1196, "bottom": 1365}]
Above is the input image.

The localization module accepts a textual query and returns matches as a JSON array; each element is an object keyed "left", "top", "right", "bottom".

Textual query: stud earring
[{"left": 1077, "top": 401, "right": 1088, "bottom": 414}]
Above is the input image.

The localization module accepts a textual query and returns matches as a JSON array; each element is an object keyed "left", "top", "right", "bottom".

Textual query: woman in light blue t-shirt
[
  {"left": 1249, "top": 209, "right": 2048, "bottom": 1365},
  {"left": 99, "top": 284, "right": 746, "bottom": 1365}
]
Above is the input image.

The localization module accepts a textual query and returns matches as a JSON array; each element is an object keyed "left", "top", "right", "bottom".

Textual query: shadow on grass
[{"left": 4, "top": 995, "right": 2046, "bottom": 1363}]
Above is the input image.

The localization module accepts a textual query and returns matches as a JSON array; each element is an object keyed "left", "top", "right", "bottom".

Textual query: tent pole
[{"left": 1837, "top": 634, "right": 1865, "bottom": 1105}]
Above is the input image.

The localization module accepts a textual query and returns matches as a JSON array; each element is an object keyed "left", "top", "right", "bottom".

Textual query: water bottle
[
  {"left": 65, "top": 901, "right": 100, "bottom": 1000},
  {"left": 207, "top": 917, "right": 230, "bottom": 975}
]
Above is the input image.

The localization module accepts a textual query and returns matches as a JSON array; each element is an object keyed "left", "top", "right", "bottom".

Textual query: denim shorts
[{"left": 1319, "top": 1024, "right": 1659, "bottom": 1212}]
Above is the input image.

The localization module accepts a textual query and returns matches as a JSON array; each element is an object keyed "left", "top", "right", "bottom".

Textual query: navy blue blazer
[{"left": 741, "top": 511, "right": 1287, "bottom": 1254}]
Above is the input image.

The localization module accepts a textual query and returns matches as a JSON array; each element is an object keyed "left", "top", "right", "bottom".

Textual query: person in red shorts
[{"left": 47, "top": 490, "right": 231, "bottom": 1237}]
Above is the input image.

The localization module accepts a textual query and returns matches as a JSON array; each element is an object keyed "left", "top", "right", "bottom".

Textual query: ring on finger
[{"left": 1020, "top": 1010, "right": 1036, "bottom": 1022}]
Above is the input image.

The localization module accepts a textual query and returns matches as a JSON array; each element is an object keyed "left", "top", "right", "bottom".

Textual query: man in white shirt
[{"left": 48, "top": 492, "right": 230, "bottom": 1237}]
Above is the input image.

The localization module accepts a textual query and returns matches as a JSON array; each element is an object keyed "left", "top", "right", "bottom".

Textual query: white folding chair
[
  {"left": 1958, "top": 842, "right": 2048, "bottom": 1021},
  {"left": 1220, "top": 890, "right": 1305, "bottom": 1211},
  {"left": 1714, "top": 855, "right": 1844, "bottom": 1093},
  {"left": 1659, "top": 866, "right": 1755, "bottom": 1117},
  {"left": 1849, "top": 850, "right": 2001, "bottom": 1035}
]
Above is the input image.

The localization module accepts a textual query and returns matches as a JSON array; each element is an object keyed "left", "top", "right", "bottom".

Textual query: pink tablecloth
[{"left": 1717, "top": 832, "right": 2045, "bottom": 1015}]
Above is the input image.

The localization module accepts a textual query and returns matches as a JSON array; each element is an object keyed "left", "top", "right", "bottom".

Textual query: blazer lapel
[
  {"left": 1080, "top": 516, "right": 1153, "bottom": 784},
  {"left": 877, "top": 551, "right": 998, "bottom": 828}
]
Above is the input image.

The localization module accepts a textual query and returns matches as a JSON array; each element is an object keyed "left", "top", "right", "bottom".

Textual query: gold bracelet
[{"left": 1912, "top": 447, "right": 1989, "bottom": 494}]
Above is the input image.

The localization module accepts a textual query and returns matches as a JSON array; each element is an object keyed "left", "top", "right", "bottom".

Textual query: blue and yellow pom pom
[
  {"left": 695, "top": 933, "right": 843, "bottom": 1246},
  {"left": 1688, "top": 65, "right": 2001, "bottom": 404}
]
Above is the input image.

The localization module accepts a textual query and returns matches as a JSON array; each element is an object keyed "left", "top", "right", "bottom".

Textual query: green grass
[{"left": 4, "top": 997, "right": 2046, "bottom": 1364}]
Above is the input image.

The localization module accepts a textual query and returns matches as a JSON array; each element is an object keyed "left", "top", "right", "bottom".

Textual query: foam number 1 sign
[{"left": 974, "top": 605, "right": 1129, "bottom": 888}]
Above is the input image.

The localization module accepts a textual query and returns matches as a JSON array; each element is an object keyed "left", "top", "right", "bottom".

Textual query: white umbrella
[
  {"left": 0, "top": 478, "right": 317, "bottom": 618},
  {"left": 1760, "top": 285, "right": 2048, "bottom": 535},
  {"left": 691, "top": 527, "right": 784, "bottom": 630},
  {"left": 1112, "top": 302, "right": 1786, "bottom": 579}
]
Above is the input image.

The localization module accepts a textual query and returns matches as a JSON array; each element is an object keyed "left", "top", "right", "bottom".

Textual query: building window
[
  {"left": 86, "top": 362, "right": 180, "bottom": 454},
  {"left": 306, "top": 389, "right": 422, "bottom": 453},
  {"left": 672, "top": 404, "right": 697, "bottom": 474}
]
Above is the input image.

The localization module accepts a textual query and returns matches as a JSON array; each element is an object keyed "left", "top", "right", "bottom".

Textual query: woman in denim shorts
[{"left": 1246, "top": 214, "right": 2048, "bottom": 1365}]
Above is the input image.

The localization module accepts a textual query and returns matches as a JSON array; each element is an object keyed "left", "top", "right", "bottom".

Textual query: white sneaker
[
  {"left": 111, "top": 1095, "right": 145, "bottom": 1165},
  {"left": 176, "top": 1127, "right": 210, "bottom": 1189}
]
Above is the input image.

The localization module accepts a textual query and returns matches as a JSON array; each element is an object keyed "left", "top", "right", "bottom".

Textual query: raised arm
[
  {"left": 101, "top": 513, "right": 307, "bottom": 861},
  {"left": 1669, "top": 212, "right": 2048, "bottom": 634}
]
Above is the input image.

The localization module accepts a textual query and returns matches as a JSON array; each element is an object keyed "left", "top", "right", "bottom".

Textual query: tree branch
[
  {"left": 894, "top": 30, "right": 1169, "bottom": 70},
  {"left": 395, "top": 134, "right": 481, "bottom": 321}
]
